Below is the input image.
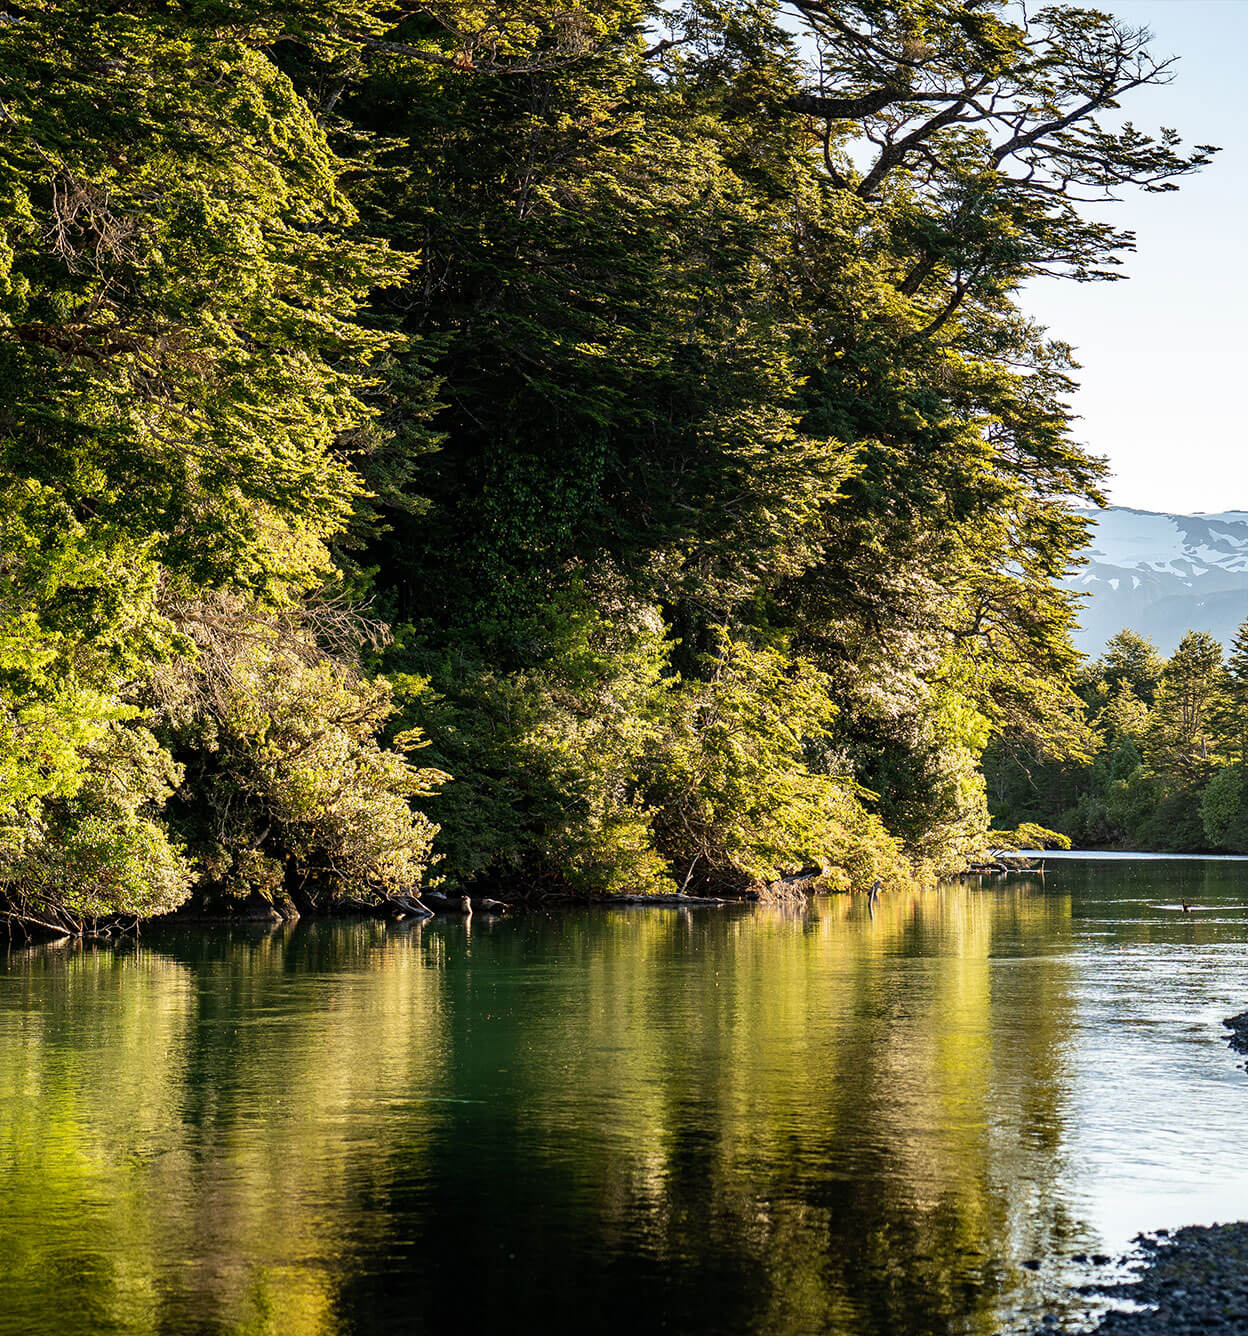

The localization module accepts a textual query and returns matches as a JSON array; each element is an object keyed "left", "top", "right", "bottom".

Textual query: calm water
[{"left": 5, "top": 861, "right": 1248, "bottom": 1336}]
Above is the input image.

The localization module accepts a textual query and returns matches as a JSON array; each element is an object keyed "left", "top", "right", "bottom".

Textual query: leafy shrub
[
  {"left": 648, "top": 629, "right": 908, "bottom": 893},
  {"left": 1202, "top": 765, "right": 1248, "bottom": 852},
  {"left": 0, "top": 722, "right": 190, "bottom": 930},
  {"left": 156, "top": 593, "right": 444, "bottom": 908}
]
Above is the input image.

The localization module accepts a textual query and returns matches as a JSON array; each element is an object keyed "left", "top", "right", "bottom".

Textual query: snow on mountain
[{"left": 1063, "top": 507, "right": 1248, "bottom": 655}]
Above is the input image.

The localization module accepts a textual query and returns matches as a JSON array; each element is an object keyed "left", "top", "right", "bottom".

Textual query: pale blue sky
[{"left": 1024, "top": 0, "right": 1248, "bottom": 514}]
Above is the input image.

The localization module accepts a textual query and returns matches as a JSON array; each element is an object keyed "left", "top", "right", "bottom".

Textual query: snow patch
[{"left": 1065, "top": 505, "right": 1248, "bottom": 655}]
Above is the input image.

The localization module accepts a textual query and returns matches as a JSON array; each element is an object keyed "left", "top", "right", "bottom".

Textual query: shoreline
[
  {"left": 1, "top": 881, "right": 815, "bottom": 946},
  {"left": 1016, "top": 849, "right": 1248, "bottom": 862},
  {"left": 1033, "top": 1013, "right": 1248, "bottom": 1333},
  {"left": 1038, "top": 1224, "right": 1248, "bottom": 1334}
]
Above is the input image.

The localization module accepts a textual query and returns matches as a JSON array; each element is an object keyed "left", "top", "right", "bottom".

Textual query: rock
[
  {"left": 1032, "top": 1222, "right": 1248, "bottom": 1334},
  {"left": 239, "top": 891, "right": 282, "bottom": 923},
  {"left": 1225, "top": 1010, "right": 1248, "bottom": 1056},
  {"left": 424, "top": 892, "right": 472, "bottom": 914},
  {"left": 272, "top": 892, "right": 300, "bottom": 922}
]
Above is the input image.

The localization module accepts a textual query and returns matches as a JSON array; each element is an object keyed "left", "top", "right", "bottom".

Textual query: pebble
[{"left": 1031, "top": 1222, "right": 1248, "bottom": 1334}]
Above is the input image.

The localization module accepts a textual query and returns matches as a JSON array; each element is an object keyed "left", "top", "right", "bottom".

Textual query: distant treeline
[
  {"left": 987, "top": 626, "right": 1248, "bottom": 852},
  {"left": 0, "top": 1, "right": 1212, "bottom": 932}
]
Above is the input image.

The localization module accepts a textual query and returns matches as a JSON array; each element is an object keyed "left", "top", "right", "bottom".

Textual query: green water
[{"left": 5, "top": 861, "right": 1248, "bottom": 1336}]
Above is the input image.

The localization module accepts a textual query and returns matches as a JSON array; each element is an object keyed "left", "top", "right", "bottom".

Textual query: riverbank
[
  {"left": 1016, "top": 849, "right": 1248, "bottom": 862},
  {"left": 1041, "top": 1224, "right": 1248, "bottom": 1334},
  {"left": 1, "top": 881, "right": 793, "bottom": 944},
  {"left": 1029, "top": 1010, "right": 1248, "bottom": 1333}
]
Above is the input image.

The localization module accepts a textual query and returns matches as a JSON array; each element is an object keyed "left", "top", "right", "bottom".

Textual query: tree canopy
[
  {"left": 0, "top": 0, "right": 1213, "bottom": 929},
  {"left": 986, "top": 620, "right": 1248, "bottom": 854}
]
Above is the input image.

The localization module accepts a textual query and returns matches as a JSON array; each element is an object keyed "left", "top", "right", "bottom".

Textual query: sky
[{"left": 1021, "top": 0, "right": 1248, "bottom": 515}]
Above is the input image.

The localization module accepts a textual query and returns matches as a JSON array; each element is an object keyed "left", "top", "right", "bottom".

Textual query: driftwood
[
  {"left": 610, "top": 893, "right": 733, "bottom": 906},
  {"left": 0, "top": 900, "right": 145, "bottom": 945},
  {"left": 962, "top": 853, "right": 1046, "bottom": 877},
  {"left": 386, "top": 893, "right": 434, "bottom": 919}
]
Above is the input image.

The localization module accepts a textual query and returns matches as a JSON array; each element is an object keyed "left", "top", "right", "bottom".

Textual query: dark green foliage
[
  {"left": 1102, "top": 630, "right": 1166, "bottom": 706},
  {"left": 987, "top": 620, "right": 1248, "bottom": 853},
  {"left": 1202, "top": 766, "right": 1248, "bottom": 852},
  {"left": 1214, "top": 621, "right": 1248, "bottom": 767},
  {"left": 1147, "top": 632, "right": 1224, "bottom": 784},
  {"left": 347, "top": 0, "right": 1205, "bottom": 890},
  {"left": 0, "top": 0, "right": 1214, "bottom": 914}
]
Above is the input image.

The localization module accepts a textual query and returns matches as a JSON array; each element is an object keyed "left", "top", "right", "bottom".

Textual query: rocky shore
[
  {"left": 1031, "top": 1011, "right": 1248, "bottom": 1334},
  {"left": 1041, "top": 1223, "right": 1248, "bottom": 1334},
  {"left": 1224, "top": 1009, "right": 1248, "bottom": 1061}
]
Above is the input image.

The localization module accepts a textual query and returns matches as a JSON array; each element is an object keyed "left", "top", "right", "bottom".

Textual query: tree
[
  {"left": 1102, "top": 630, "right": 1166, "bottom": 706},
  {"left": 1214, "top": 613, "right": 1248, "bottom": 766},
  {"left": 0, "top": 0, "right": 1218, "bottom": 910},
  {"left": 0, "top": 0, "right": 441, "bottom": 932},
  {"left": 746, "top": 0, "right": 1209, "bottom": 852},
  {"left": 1201, "top": 764, "right": 1248, "bottom": 852},
  {"left": 352, "top": 0, "right": 1209, "bottom": 887},
  {"left": 779, "top": 1, "right": 1214, "bottom": 277},
  {"left": 348, "top": 1, "right": 883, "bottom": 890},
  {"left": 1145, "top": 632, "right": 1225, "bottom": 784}
]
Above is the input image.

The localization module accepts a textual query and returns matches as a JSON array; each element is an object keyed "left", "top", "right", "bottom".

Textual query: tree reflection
[{"left": 0, "top": 890, "right": 1104, "bottom": 1336}]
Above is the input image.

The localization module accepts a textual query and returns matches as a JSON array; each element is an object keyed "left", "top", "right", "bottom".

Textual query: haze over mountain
[{"left": 1066, "top": 507, "right": 1248, "bottom": 655}]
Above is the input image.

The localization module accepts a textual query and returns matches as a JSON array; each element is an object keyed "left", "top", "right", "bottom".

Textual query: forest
[
  {"left": 988, "top": 624, "right": 1248, "bottom": 853},
  {"left": 0, "top": 0, "right": 1215, "bottom": 933}
]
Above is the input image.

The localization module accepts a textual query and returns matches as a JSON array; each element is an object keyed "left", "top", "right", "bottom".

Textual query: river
[{"left": 4, "top": 858, "right": 1248, "bottom": 1336}]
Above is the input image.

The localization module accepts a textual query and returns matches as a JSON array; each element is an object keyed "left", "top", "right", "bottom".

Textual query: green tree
[
  {"left": 0, "top": 0, "right": 441, "bottom": 931},
  {"left": 1201, "top": 765, "right": 1248, "bottom": 852},
  {"left": 357, "top": 0, "right": 1208, "bottom": 888},
  {"left": 750, "top": 0, "right": 1205, "bottom": 855},
  {"left": 0, "top": 0, "right": 1218, "bottom": 912},
  {"left": 1213, "top": 613, "right": 1248, "bottom": 765},
  {"left": 1146, "top": 632, "right": 1225, "bottom": 784},
  {"left": 1102, "top": 630, "right": 1166, "bottom": 707}
]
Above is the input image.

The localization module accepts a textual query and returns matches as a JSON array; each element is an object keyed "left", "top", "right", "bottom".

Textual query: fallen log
[
  {"left": 609, "top": 893, "right": 733, "bottom": 906},
  {"left": 388, "top": 893, "right": 434, "bottom": 919}
]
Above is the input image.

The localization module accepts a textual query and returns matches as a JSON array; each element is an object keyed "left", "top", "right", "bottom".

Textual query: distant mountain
[{"left": 1064, "top": 507, "right": 1248, "bottom": 656}]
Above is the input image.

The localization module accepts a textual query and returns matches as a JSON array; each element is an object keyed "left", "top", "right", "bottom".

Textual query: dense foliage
[
  {"left": 987, "top": 623, "right": 1248, "bottom": 852},
  {"left": 0, "top": 0, "right": 1210, "bottom": 927}
]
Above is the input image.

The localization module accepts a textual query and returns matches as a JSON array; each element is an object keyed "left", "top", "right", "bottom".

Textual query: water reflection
[
  {"left": 0, "top": 923, "right": 449, "bottom": 1336},
  {"left": 1, "top": 872, "right": 1247, "bottom": 1336}
]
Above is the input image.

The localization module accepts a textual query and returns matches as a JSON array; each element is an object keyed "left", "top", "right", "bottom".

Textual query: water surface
[{"left": 4, "top": 860, "right": 1248, "bottom": 1336}]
